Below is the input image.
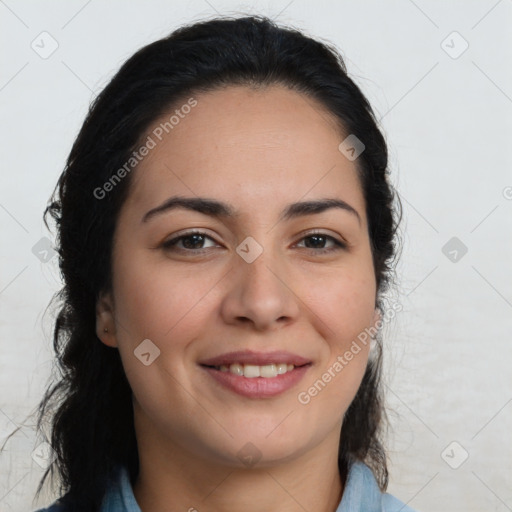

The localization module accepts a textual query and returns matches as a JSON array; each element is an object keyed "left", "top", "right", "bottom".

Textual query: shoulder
[
  {"left": 32, "top": 499, "right": 67, "bottom": 512},
  {"left": 381, "top": 492, "right": 417, "bottom": 512},
  {"left": 337, "top": 461, "right": 418, "bottom": 512},
  {"left": 32, "top": 464, "right": 139, "bottom": 512}
]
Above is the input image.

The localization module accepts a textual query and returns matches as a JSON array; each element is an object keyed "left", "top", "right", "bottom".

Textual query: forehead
[{"left": 122, "top": 84, "right": 365, "bottom": 223}]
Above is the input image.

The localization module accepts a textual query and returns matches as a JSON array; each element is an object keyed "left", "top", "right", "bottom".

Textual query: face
[{"left": 96, "top": 84, "right": 379, "bottom": 468}]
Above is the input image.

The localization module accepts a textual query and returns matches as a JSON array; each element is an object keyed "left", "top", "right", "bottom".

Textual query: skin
[{"left": 96, "top": 84, "right": 381, "bottom": 512}]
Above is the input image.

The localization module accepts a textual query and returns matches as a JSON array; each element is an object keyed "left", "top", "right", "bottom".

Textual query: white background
[{"left": 1, "top": 1, "right": 511, "bottom": 511}]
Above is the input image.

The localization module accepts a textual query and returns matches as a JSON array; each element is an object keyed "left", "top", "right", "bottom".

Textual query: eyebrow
[{"left": 141, "top": 196, "right": 361, "bottom": 225}]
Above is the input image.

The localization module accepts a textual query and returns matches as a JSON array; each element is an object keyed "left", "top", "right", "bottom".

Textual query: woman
[{"left": 32, "top": 14, "right": 413, "bottom": 512}]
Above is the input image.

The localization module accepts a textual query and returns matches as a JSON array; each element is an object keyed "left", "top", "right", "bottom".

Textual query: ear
[{"left": 96, "top": 291, "right": 118, "bottom": 348}]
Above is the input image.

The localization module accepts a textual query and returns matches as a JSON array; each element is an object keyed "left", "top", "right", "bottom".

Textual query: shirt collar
[
  {"left": 101, "top": 460, "right": 383, "bottom": 512},
  {"left": 336, "top": 461, "right": 383, "bottom": 511}
]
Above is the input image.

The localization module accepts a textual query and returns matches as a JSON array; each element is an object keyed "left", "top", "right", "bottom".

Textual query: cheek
[
  {"left": 111, "top": 258, "right": 215, "bottom": 409},
  {"left": 296, "top": 270, "right": 375, "bottom": 409},
  {"left": 112, "top": 252, "right": 218, "bottom": 349},
  {"left": 306, "top": 268, "right": 376, "bottom": 345}
]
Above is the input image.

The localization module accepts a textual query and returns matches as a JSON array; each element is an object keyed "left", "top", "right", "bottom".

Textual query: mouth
[
  {"left": 198, "top": 349, "right": 312, "bottom": 368},
  {"left": 198, "top": 351, "right": 312, "bottom": 398},
  {"left": 201, "top": 362, "right": 311, "bottom": 378}
]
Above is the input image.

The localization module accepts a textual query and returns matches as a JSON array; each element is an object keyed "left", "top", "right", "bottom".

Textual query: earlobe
[{"left": 96, "top": 291, "right": 118, "bottom": 347}]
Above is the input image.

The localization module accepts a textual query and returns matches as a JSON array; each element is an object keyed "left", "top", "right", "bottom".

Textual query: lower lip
[{"left": 200, "top": 364, "right": 311, "bottom": 398}]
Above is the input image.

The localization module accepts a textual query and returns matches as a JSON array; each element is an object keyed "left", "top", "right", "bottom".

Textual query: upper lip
[{"left": 199, "top": 350, "right": 312, "bottom": 367}]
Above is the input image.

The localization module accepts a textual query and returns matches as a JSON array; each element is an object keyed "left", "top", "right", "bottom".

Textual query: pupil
[
  {"left": 306, "top": 235, "right": 325, "bottom": 249},
  {"left": 183, "top": 234, "right": 204, "bottom": 249},
  {"left": 181, "top": 235, "right": 327, "bottom": 250}
]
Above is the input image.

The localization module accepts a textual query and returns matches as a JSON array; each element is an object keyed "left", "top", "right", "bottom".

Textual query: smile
[
  {"left": 200, "top": 363, "right": 312, "bottom": 398},
  {"left": 212, "top": 362, "right": 296, "bottom": 378}
]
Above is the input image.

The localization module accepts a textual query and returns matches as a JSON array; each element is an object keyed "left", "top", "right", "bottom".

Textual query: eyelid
[
  {"left": 166, "top": 227, "right": 217, "bottom": 240},
  {"left": 161, "top": 229, "right": 220, "bottom": 249},
  {"left": 162, "top": 228, "right": 345, "bottom": 244},
  {"left": 161, "top": 228, "right": 349, "bottom": 254},
  {"left": 295, "top": 228, "right": 347, "bottom": 244}
]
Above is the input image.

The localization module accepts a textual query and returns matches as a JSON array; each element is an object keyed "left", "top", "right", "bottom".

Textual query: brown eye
[
  {"left": 161, "top": 230, "right": 346, "bottom": 256},
  {"left": 295, "top": 232, "right": 347, "bottom": 254},
  {"left": 162, "top": 231, "right": 219, "bottom": 253}
]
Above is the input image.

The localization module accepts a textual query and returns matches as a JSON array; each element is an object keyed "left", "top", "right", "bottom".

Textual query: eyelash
[{"left": 161, "top": 230, "right": 347, "bottom": 255}]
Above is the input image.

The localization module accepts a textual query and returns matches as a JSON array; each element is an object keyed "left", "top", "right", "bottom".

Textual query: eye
[
  {"left": 161, "top": 230, "right": 347, "bottom": 255},
  {"left": 295, "top": 231, "right": 347, "bottom": 255},
  {"left": 161, "top": 230, "right": 219, "bottom": 253}
]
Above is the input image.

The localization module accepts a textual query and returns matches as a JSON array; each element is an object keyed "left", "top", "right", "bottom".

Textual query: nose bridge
[
  {"left": 221, "top": 237, "right": 299, "bottom": 329},
  {"left": 240, "top": 243, "right": 280, "bottom": 289}
]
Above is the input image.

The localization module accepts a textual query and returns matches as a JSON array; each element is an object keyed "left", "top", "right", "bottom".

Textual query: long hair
[{"left": 11, "top": 14, "right": 402, "bottom": 511}]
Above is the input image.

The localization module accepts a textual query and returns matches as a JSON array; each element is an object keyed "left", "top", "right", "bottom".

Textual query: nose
[{"left": 219, "top": 249, "right": 300, "bottom": 332}]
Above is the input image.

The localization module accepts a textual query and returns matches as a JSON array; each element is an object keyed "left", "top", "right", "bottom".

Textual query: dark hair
[{"left": 16, "top": 14, "right": 401, "bottom": 511}]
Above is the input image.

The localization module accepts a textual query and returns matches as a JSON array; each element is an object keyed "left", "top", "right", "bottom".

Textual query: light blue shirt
[{"left": 35, "top": 461, "right": 417, "bottom": 512}]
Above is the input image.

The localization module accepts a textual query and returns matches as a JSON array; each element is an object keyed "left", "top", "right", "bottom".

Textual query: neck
[{"left": 132, "top": 410, "right": 344, "bottom": 512}]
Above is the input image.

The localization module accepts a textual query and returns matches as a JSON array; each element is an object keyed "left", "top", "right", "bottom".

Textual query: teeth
[
  {"left": 244, "top": 365, "right": 261, "bottom": 378},
  {"left": 217, "top": 363, "right": 296, "bottom": 378}
]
